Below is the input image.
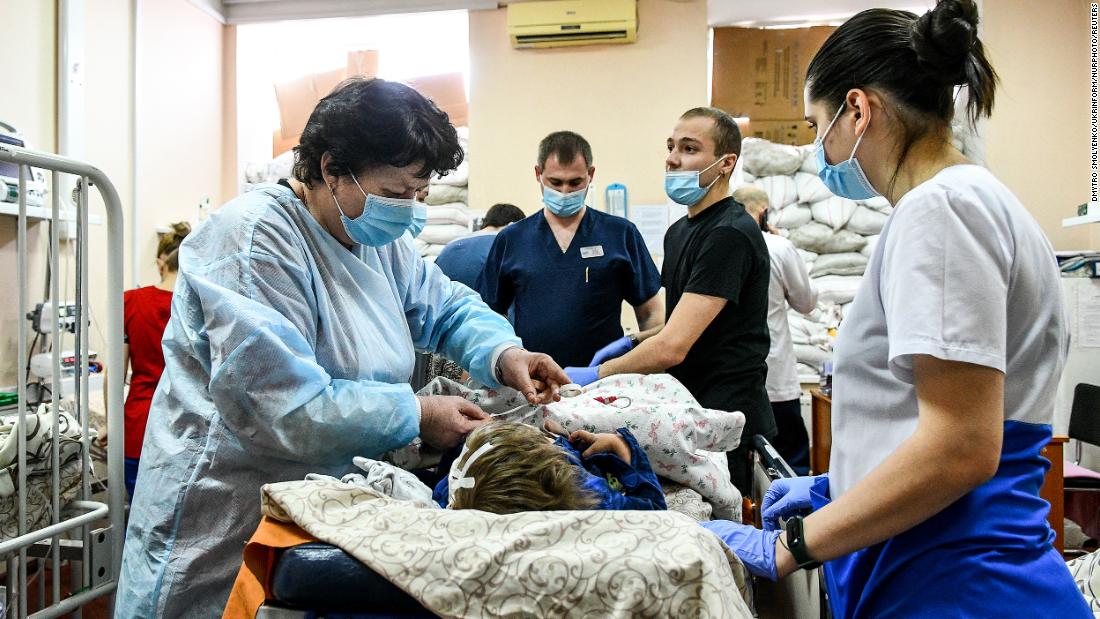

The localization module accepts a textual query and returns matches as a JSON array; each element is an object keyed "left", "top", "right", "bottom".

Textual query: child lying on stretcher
[{"left": 432, "top": 420, "right": 667, "bottom": 512}]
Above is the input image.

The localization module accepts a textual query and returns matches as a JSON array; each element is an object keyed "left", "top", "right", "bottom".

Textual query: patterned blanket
[{"left": 261, "top": 479, "right": 752, "bottom": 618}]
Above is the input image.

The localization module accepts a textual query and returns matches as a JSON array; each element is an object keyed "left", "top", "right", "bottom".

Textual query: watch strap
[{"left": 785, "top": 516, "right": 821, "bottom": 571}]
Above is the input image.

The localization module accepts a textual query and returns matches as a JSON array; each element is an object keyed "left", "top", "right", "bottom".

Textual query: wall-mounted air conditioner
[{"left": 507, "top": 0, "right": 637, "bottom": 49}]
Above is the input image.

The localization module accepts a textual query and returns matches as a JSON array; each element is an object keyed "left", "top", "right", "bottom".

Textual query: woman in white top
[{"left": 703, "top": 1, "right": 1090, "bottom": 616}]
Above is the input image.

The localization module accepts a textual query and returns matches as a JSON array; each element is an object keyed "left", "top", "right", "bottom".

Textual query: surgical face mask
[
  {"left": 329, "top": 177, "right": 428, "bottom": 247},
  {"left": 814, "top": 103, "right": 880, "bottom": 201},
  {"left": 541, "top": 182, "right": 589, "bottom": 217},
  {"left": 665, "top": 156, "right": 727, "bottom": 206}
]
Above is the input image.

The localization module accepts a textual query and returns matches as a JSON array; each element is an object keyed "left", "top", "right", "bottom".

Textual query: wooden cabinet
[{"left": 808, "top": 390, "right": 1067, "bottom": 555}]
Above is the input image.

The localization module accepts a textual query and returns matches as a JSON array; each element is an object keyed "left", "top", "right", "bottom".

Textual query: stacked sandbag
[
  {"left": 741, "top": 138, "right": 895, "bottom": 375},
  {"left": 419, "top": 127, "right": 477, "bottom": 260}
]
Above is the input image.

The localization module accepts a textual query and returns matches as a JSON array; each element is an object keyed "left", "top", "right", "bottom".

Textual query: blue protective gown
[{"left": 115, "top": 184, "right": 520, "bottom": 618}]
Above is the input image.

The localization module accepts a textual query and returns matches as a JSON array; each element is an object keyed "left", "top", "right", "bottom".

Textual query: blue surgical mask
[
  {"left": 542, "top": 183, "right": 588, "bottom": 217},
  {"left": 665, "top": 156, "right": 727, "bottom": 206},
  {"left": 330, "top": 177, "right": 427, "bottom": 247},
  {"left": 815, "top": 103, "right": 880, "bottom": 201}
]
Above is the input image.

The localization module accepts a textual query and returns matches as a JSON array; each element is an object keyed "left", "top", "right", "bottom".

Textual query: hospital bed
[
  {"left": 0, "top": 143, "right": 127, "bottom": 617},
  {"left": 253, "top": 436, "right": 820, "bottom": 619}
]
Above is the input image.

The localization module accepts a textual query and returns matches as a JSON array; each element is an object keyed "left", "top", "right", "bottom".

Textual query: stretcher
[{"left": 253, "top": 435, "right": 824, "bottom": 619}]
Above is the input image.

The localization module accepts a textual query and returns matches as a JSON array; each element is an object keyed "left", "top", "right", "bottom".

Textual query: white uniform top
[
  {"left": 763, "top": 232, "right": 818, "bottom": 402},
  {"left": 828, "top": 165, "right": 1067, "bottom": 498}
]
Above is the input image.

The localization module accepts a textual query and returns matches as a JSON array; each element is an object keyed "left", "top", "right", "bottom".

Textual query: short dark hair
[
  {"left": 292, "top": 77, "right": 464, "bottom": 187},
  {"left": 482, "top": 203, "right": 526, "bottom": 229},
  {"left": 537, "top": 131, "right": 593, "bottom": 169},
  {"left": 679, "top": 107, "right": 743, "bottom": 158}
]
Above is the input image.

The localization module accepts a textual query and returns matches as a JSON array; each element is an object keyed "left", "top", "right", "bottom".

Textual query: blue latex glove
[
  {"left": 564, "top": 366, "right": 599, "bottom": 386},
  {"left": 761, "top": 474, "right": 825, "bottom": 531},
  {"left": 701, "top": 520, "right": 780, "bottom": 581},
  {"left": 588, "top": 336, "right": 635, "bottom": 366}
]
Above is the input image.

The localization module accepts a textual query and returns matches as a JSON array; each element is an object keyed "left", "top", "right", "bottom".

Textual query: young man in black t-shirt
[{"left": 584, "top": 107, "right": 774, "bottom": 494}]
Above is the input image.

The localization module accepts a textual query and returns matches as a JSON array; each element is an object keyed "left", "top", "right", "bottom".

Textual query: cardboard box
[
  {"left": 274, "top": 67, "right": 348, "bottom": 140},
  {"left": 741, "top": 118, "right": 817, "bottom": 147},
  {"left": 405, "top": 73, "right": 469, "bottom": 128},
  {"left": 711, "top": 26, "right": 836, "bottom": 121}
]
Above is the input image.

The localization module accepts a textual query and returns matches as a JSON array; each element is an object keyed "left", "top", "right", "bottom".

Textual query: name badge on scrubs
[{"left": 580, "top": 245, "right": 604, "bottom": 259}]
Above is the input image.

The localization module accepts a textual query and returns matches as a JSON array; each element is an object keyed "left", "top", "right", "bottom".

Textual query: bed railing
[{"left": 0, "top": 144, "right": 125, "bottom": 618}]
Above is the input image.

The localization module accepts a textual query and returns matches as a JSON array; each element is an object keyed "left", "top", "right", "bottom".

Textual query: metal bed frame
[{"left": 0, "top": 144, "right": 125, "bottom": 618}]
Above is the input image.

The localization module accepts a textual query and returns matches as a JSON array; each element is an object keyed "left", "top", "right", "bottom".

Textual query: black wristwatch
[
  {"left": 628, "top": 334, "right": 640, "bottom": 347},
  {"left": 785, "top": 516, "right": 821, "bottom": 571}
]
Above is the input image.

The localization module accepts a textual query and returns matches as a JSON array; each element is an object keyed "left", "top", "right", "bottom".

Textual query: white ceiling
[
  {"left": 190, "top": 0, "right": 936, "bottom": 27},
  {"left": 707, "top": 0, "right": 935, "bottom": 27}
]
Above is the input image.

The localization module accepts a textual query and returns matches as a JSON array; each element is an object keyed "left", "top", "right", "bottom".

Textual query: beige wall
[
  {"left": 983, "top": 0, "right": 1099, "bottom": 251},
  {"left": 0, "top": 0, "right": 227, "bottom": 386},
  {"left": 467, "top": 0, "right": 709, "bottom": 215}
]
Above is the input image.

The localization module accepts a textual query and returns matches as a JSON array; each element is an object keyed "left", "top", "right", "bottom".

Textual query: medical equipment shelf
[
  {"left": 1064, "top": 202, "right": 1100, "bottom": 227},
  {"left": 0, "top": 143, "right": 125, "bottom": 618}
]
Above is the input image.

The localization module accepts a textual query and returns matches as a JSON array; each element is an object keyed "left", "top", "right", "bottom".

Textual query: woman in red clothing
[{"left": 109, "top": 222, "right": 190, "bottom": 499}]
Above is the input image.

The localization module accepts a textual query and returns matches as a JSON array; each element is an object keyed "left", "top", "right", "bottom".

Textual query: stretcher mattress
[{"left": 270, "top": 542, "right": 432, "bottom": 617}]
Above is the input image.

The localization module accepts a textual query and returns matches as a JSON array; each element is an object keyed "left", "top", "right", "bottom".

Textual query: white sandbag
[
  {"left": 796, "top": 249, "right": 819, "bottom": 263},
  {"left": 860, "top": 234, "right": 880, "bottom": 258},
  {"left": 432, "top": 158, "right": 468, "bottom": 187},
  {"left": 788, "top": 222, "right": 834, "bottom": 253},
  {"left": 798, "top": 144, "right": 819, "bottom": 174},
  {"left": 426, "top": 203, "right": 473, "bottom": 227},
  {"left": 810, "top": 252, "right": 869, "bottom": 278},
  {"left": 859, "top": 195, "right": 892, "bottom": 212},
  {"left": 819, "top": 229, "right": 867, "bottom": 254},
  {"left": 795, "top": 172, "right": 832, "bottom": 205},
  {"left": 810, "top": 196, "right": 858, "bottom": 230},
  {"left": 268, "top": 150, "right": 295, "bottom": 180},
  {"left": 424, "top": 184, "right": 468, "bottom": 206},
  {"left": 417, "top": 223, "right": 469, "bottom": 245},
  {"left": 754, "top": 175, "right": 799, "bottom": 209},
  {"left": 741, "top": 138, "right": 804, "bottom": 176},
  {"left": 814, "top": 275, "right": 864, "bottom": 305},
  {"left": 793, "top": 344, "right": 833, "bottom": 372},
  {"left": 846, "top": 205, "right": 889, "bottom": 236},
  {"left": 771, "top": 204, "right": 812, "bottom": 229}
]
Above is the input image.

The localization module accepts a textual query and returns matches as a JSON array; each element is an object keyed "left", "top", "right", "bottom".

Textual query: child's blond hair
[{"left": 449, "top": 421, "right": 598, "bottom": 514}]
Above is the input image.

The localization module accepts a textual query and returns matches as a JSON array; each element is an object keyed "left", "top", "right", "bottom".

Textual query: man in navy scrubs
[{"left": 476, "top": 131, "right": 663, "bottom": 369}]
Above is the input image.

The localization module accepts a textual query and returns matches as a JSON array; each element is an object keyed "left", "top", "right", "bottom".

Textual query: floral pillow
[{"left": 538, "top": 374, "right": 744, "bottom": 520}]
